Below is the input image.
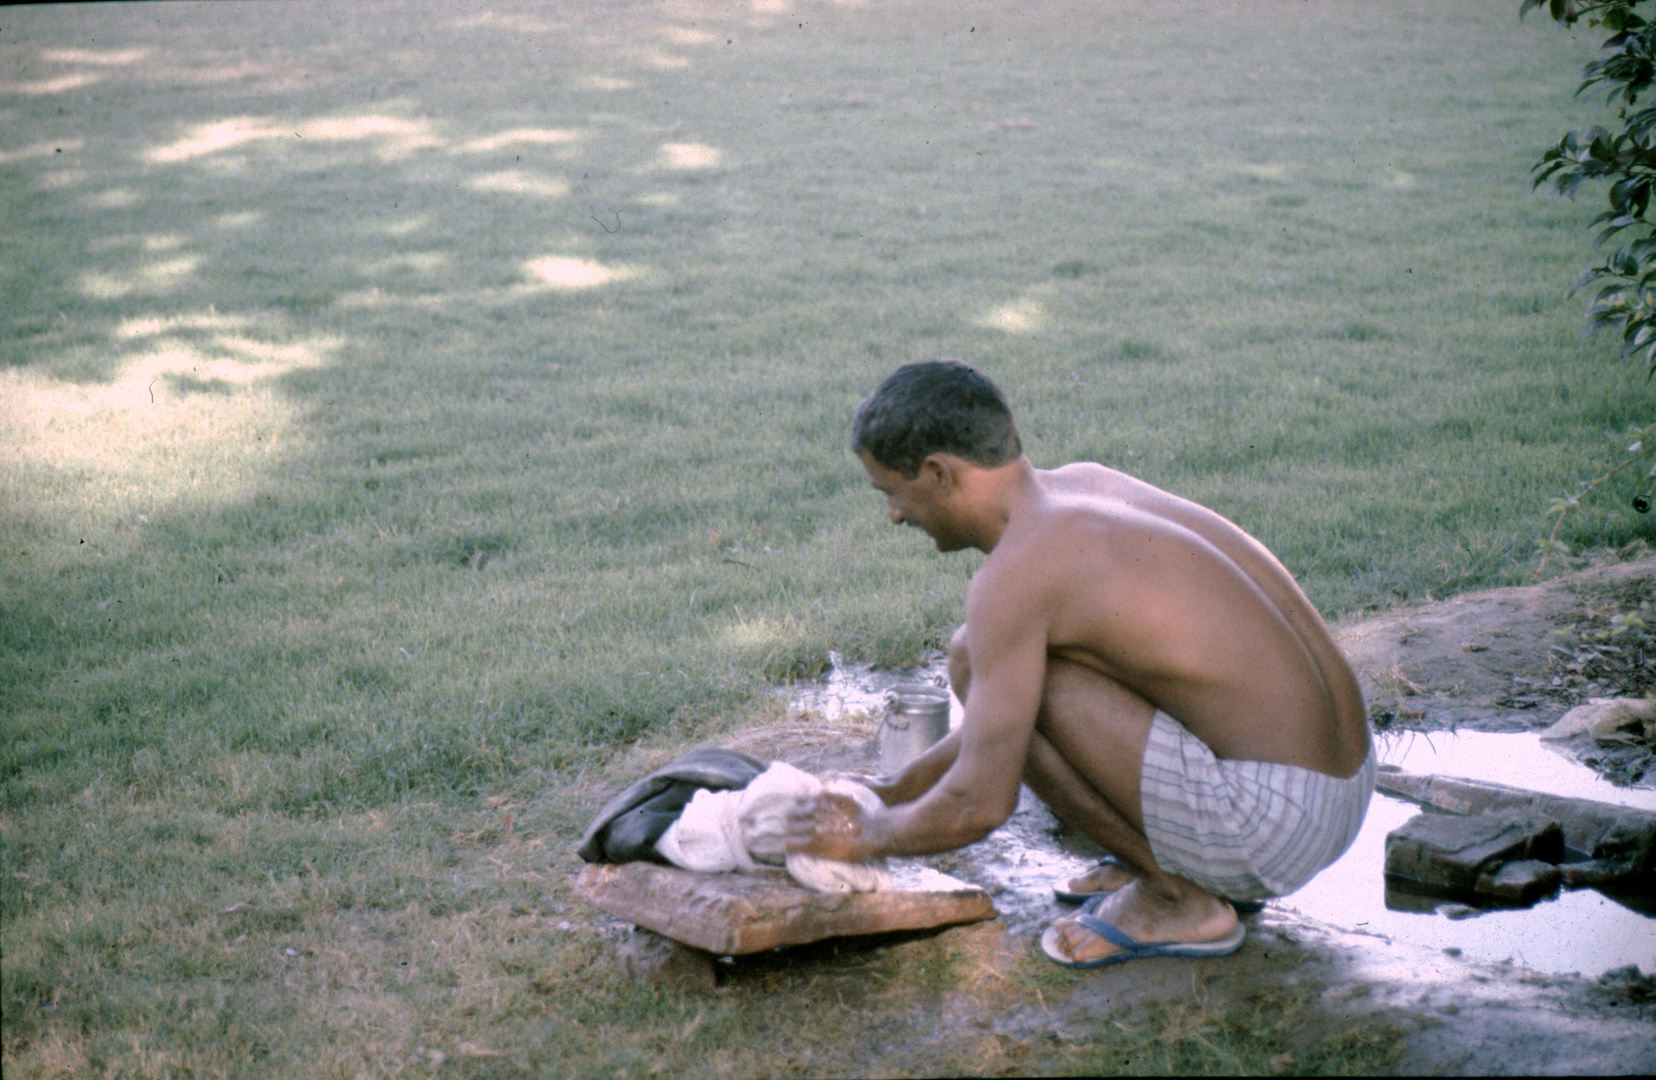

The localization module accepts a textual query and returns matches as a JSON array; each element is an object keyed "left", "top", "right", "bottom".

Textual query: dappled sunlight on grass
[
  {"left": 0, "top": 72, "right": 102, "bottom": 95},
  {"left": 84, "top": 187, "right": 141, "bottom": 209},
  {"left": 373, "top": 212, "right": 430, "bottom": 237},
  {"left": 113, "top": 311, "right": 255, "bottom": 340},
  {"left": 458, "top": 127, "right": 582, "bottom": 154},
  {"left": 578, "top": 74, "right": 635, "bottom": 91},
  {"left": 718, "top": 613, "right": 799, "bottom": 651},
  {"left": 37, "top": 47, "right": 151, "bottom": 67},
  {"left": 980, "top": 295, "right": 1050, "bottom": 334},
  {"left": 1, "top": 312, "right": 342, "bottom": 526},
  {"left": 467, "top": 169, "right": 572, "bottom": 198},
  {"left": 211, "top": 209, "right": 264, "bottom": 230},
  {"left": 141, "top": 116, "right": 281, "bottom": 163},
  {"left": 448, "top": 9, "right": 572, "bottom": 34},
  {"left": 300, "top": 115, "right": 446, "bottom": 161},
  {"left": 334, "top": 250, "right": 643, "bottom": 307},
  {"left": 661, "top": 25, "right": 718, "bottom": 46},
  {"left": 1206, "top": 159, "right": 1295, "bottom": 182},
  {"left": 33, "top": 167, "right": 87, "bottom": 190},
  {"left": 77, "top": 254, "right": 203, "bottom": 300},
  {"left": 144, "top": 113, "right": 444, "bottom": 165},
  {"left": 522, "top": 255, "right": 634, "bottom": 289},
  {"left": 658, "top": 141, "right": 722, "bottom": 170},
  {"left": 637, "top": 49, "right": 693, "bottom": 71}
]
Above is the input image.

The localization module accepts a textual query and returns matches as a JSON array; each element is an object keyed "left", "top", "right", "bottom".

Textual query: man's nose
[{"left": 887, "top": 500, "right": 903, "bottom": 525}]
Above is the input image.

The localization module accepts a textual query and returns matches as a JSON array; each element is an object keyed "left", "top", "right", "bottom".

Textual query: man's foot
[
  {"left": 1056, "top": 857, "right": 1269, "bottom": 914},
  {"left": 1054, "top": 855, "right": 1135, "bottom": 904},
  {"left": 1041, "top": 880, "right": 1242, "bottom": 968}
]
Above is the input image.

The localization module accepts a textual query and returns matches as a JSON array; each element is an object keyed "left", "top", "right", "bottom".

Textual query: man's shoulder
[
  {"left": 1046, "top": 460, "right": 1117, "bottom": 485},
  {"left": 970, "top": 495, "right": 1123, "bottom": 595},
  {"left": 1046, "top": 461, "right": 1173, "bottom": 502}
]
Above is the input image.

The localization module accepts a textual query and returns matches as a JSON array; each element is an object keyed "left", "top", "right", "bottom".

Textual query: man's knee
[
  {"left": 947, "top": 625, "right": 971, "bottom": 700},
  {"left": 1020, "top": 729, "right": 1065, "bottom": 788},
  {"left": 1036, "top": 658, "right": 1155, "bottom": 731}
]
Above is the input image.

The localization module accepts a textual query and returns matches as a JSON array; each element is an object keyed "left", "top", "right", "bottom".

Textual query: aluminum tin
[{"left": 880, "top": 683, "right": 951, "bottom": 774}]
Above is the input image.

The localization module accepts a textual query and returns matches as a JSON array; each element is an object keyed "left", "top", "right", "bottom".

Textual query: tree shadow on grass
[{"left": 3, "top": 1, "right": 900, "bottom": 822}]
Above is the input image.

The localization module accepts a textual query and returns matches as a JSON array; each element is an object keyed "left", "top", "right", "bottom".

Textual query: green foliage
[
  {"left": 1528, "top": 0, "right": 1656, "bottom": 373},
  {"left": 1525, "top": 0, "right": 1656, "bottom": 560}
]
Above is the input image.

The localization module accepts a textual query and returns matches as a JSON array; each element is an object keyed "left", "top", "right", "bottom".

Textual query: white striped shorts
[{"left": 1138, "top": 710, "right": 1374, "bottom": 901}]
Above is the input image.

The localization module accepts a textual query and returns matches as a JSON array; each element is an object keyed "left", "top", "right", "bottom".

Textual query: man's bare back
[{"left": 986, "top": 462, "right": 1368, "bottom": 777}]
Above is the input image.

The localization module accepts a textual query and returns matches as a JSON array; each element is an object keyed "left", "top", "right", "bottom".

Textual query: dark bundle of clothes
[{"left": 576, "top": 748, "right": 767, "bottom": 865}]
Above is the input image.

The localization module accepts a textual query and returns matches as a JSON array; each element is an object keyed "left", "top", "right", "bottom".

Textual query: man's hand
[
  {"left": 820, "top": 771, "right": 898, "bottom": 806},
  {"left": 783, "top": 790, "right": 872, "bottom": 862}
]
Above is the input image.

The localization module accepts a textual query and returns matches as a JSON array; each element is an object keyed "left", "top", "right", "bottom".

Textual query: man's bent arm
[{"left": 844, "top": 562, "right": 1050, "bottom": 857}]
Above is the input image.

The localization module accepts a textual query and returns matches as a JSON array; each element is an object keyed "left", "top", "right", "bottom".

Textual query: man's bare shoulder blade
[{"left": 1048, "top": 461, "right": 1131, "bottom": 495}]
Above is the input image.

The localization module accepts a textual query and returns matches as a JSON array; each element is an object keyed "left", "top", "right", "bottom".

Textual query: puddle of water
[
  {"left": 1377, "top": 728, "right": 1656, "bottom": 807},
  {"left": 789, "top": 652, "right": 962, "bottom": 729},
  {"left": 790, "top": 660, "right": 1656, "bottom": 977},
  {"left": 1283, "top": 730, "right": 1656, "bottom": 978}
]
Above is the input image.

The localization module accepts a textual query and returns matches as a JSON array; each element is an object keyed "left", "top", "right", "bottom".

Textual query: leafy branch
[
  {"left": 1524, "top": 0, "right": 1656, "bottom": 574},
  {"left": 1527, "top": 0, "right": 1656, "bottom": 375},
  {"left": 1537, "top": 427, "right": 1656, "bottom": 576}
]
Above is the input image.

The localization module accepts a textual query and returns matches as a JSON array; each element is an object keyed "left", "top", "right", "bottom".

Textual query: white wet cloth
[{"left": 654, "top": 761, "right": 892, "bottom": 893}]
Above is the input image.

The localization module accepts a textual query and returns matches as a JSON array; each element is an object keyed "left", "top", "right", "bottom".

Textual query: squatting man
[{"left": 784, "top": 359, "right": 1374, "bottom": 968}]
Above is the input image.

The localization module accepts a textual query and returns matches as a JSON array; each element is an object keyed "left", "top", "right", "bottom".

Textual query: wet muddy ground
[{"left": 748, "top": 555, "right": 1656, "bottom": 1075}]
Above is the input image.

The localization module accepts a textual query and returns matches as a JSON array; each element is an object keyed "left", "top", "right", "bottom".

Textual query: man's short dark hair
[{"left": 851, "top": 359, "right": 1023, "bottom": 477}]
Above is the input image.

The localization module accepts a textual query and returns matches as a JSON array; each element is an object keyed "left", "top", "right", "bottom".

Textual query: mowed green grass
[{"left": 0, "top": 1, "right": 1648, "bottom": 1076}]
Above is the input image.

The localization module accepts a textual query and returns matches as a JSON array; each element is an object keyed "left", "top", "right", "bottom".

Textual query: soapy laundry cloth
[{"left": 655, "top": 761, "right": 892, "bottom": 894}]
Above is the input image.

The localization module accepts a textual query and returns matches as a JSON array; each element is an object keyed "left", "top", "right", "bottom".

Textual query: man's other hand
[
  {"left": 820, "top": 771, "right": 898, "bottom": 806},
  {"left": 783, "top": 790, "right": 868, "bottom": 862}
]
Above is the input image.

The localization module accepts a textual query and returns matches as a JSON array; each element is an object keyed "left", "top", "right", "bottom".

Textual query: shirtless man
[{"left": 787, "top": 359, "right": 1373, "bottom": 968}]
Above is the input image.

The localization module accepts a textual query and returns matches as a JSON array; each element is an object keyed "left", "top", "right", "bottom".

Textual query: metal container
[{"left": 879, "top": 683, "right": 952, "bottom": 774}]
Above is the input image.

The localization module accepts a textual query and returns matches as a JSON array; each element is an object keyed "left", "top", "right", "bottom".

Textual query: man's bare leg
[
  {"left": 950, "top": 628, "right": 1238, "bottom": 963},
  {"left": 1022, "top": 659, "right": 1238, "bottom": 964},
  {"left": 953, "top": 627, "right": 1147, "bottom": 894}
]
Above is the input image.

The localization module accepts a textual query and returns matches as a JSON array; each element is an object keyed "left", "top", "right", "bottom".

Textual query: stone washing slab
[
  {"left": 1376, "top": 768, "right": 1656, "bottom": 873},
  {"left": 1384, "top": 808, "right": 1563, "bottom": 896},
  {"left": 574, "top": 861, "right": 995, "bottom": 955},
  {"left": 1475, "top": 858, "right": 1564, "bottom": 905}
]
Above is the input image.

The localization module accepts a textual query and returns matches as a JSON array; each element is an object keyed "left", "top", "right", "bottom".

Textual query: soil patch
[{"left": 1341, "top": 556, "right": 1653, "bottom": 738}]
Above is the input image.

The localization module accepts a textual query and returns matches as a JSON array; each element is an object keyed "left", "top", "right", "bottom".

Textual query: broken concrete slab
[
  {"left": 574, "top": 861, "right": 994, "bottom": 955},
  {"left": 1539, "top": 697, "right": 1656, "bottom": 742},
  {"left": 1376, "top": 768, "right": 1656, "bottom": 874},
  {"left": 1558, "top": 859, "right": 1624, "bottom": 888},
  {"left": 1384, "top": 808, "right": 1562, "bottom": 897},
  {"left": 1474, "top": 859, "right": 1563, "bottom": 905}
]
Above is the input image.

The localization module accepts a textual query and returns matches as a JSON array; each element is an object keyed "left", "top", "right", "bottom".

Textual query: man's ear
[{"left": 917, "top": 454, "right": 959, "bottom": 495}]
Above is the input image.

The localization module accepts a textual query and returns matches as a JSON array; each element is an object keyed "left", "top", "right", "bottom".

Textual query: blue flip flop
[
  {"left": 1055, "top": 859, "right": 1266, "bottom": 915},
  {"left": 1040, "top": 904, "right": 1247, "bottom": 970}
]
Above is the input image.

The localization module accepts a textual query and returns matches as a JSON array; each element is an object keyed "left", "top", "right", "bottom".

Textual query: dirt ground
[{"left": 731, "top": 554, "right": 1656, "bottom": 1076}]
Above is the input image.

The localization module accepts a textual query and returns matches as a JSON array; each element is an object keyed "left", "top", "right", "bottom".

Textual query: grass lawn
[{"left": 2, "top": 1, "right": 1652, "bottom": 1076}]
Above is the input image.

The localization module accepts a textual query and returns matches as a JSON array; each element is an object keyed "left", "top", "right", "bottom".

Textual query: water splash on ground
[{"left": 787, "top": 659, "right": 1656, "bottom": 978}]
